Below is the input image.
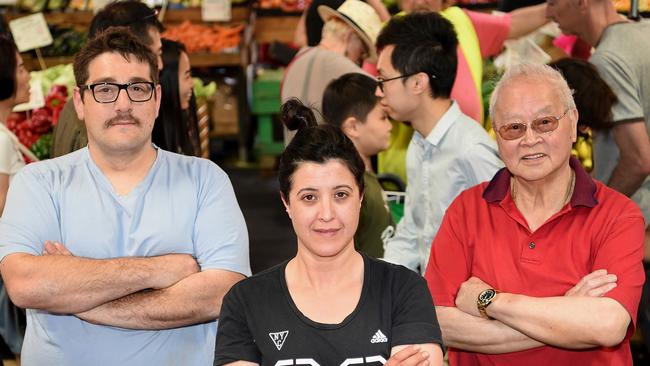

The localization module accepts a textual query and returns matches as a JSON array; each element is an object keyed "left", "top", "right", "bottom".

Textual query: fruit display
[
  {"left": 7, "top": 85, "right": 68, "bottom": 161},
  {"left": 162, "top": 21, "right": 245, "bottom": 53},
  {"left": 572, "top": 134, "right": 593, "bottom": 171},
  {"left": 257, "top": 0, "right": 307, "bottom": 12},
  {"left": 193, "top": 78, "right": 218, "bottom": 99}
]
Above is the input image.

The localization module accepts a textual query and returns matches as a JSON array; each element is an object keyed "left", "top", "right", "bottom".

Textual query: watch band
[{"left": 477, "top": 288, "right": 498, "bottom": 319}]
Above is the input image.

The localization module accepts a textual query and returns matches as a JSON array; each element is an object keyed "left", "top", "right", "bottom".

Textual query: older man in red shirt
[{"left": 425, "top": 63, "right": 645, "bottom": 365}]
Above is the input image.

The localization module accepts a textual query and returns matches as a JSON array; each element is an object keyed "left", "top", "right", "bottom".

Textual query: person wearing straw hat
[{"left": 281, "top": 0, "right": 382, "bottom": 144}]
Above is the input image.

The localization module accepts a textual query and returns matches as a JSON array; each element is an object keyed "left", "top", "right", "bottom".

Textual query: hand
[
  {"left": 455, "top": 276, "right": 492, "bottom": 317},
  {"left": 152, "top": 254, "right": 200, "bottom": 289},
  {"left": 42, "top": 240, "right": 73, "bottom": 256},
  {"left": 386, "top": 345, "right": 429, "bottom": 366},
  {"left": 565, "top": 269, "right": 617, "bottom": 297}
]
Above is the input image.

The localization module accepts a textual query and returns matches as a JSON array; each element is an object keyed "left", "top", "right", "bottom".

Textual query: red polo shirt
[{"left": 425, "top": 157, "right": 645, "bottom": 366}]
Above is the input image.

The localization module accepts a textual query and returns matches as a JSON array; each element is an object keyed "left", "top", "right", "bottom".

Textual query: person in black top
[{"left": 214, "top": 99, "right": 443, "bottom": 366}]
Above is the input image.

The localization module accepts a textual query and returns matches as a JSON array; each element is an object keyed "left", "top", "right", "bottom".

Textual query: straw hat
[{"left": 318, "top": 0, "right": 382, "bottom": 62}]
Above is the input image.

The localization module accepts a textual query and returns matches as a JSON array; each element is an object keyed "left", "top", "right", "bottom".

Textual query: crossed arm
[
  {"left": 437, "top": 270, "right": 630, "bottom": 353},
  {"left": 0, "top": 241, "right": 244, "bottom": 329}
]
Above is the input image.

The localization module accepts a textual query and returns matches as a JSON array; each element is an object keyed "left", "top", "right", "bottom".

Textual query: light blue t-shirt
[{"left": 0, "top": 147, "right": 251, "bottom": 366}]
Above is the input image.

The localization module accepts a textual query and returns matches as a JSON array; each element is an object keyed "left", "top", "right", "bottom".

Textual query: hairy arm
[
  {"left": 0, "top": 242, "right": 198, "bottom": 314},
  {"left": 447, "top": 270, "right": 620, "bottom": 352},
  {"left": 455, "top": 273, "right": 629, "bottom": 350},
  {"left": 487, "top": 294, "right": 629, "bottom": 348},
  {"left": 608, "top": 121, "right": 650, "bottom": 196},
  {"left": 436, "top": 306, "right": 543, "bottom": 353},
  {"left": 76, "top": 268, "right": 244, "bottom": 329},
  {"left": 508, "top": 3, "right": 549, "bottom": 39}
]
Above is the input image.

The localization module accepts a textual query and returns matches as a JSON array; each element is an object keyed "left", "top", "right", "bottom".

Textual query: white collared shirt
[{"left": 383, "top": 102, "right": 503, "bottom": 273}]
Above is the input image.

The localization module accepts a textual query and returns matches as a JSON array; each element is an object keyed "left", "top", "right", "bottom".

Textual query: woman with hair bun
[{"left": 214, "top": 99, "right": 443, "bottom": 366}]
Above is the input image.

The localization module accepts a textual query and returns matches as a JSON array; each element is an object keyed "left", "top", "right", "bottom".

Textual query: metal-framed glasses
[
  {"left": 497, "top": 109, "right": 570, "bottom": 140},
  {"left": 376, "top": 72, "right": 435, "bottom": 92},
  {"left": 80, "top": 82, "right": 155, "bottom": 104}
]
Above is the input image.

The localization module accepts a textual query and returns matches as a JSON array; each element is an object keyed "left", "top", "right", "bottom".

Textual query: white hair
[
  {"left": 489, "top": 63, "right": 576, "bottom": 123},
  {"left": 321, "top": 18, "right": 353, "bottom": 43}
]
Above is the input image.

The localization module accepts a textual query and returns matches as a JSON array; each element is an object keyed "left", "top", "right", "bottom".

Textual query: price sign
[
  {"left": 202, "top": 0, "right": 231, "bottom": 22},
  {"left": 9, "top": 13, "right": 53, "bottom": 52}
]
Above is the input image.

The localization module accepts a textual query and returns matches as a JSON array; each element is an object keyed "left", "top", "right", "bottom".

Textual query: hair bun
[{"left": 281, "top": 98, "right": 317, "bottom": 132}]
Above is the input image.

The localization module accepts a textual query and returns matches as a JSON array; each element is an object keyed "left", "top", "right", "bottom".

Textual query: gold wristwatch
[{"left": 477, "top": 288, "right": 498, "bottom": 319}]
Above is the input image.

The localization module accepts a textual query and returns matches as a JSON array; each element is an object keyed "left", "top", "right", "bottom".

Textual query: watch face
[{"left": 478, "top": 289, "right": 496, "bottom": 304}]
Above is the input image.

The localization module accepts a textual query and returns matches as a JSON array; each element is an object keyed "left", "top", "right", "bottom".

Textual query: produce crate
[{"left": 251, "top": 74, "right": 284, "bottom": 156}]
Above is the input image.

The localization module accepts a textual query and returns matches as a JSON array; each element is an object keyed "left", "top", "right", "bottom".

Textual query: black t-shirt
[{"left": 214, "top": 254, "right": 443, "bottom": 365}]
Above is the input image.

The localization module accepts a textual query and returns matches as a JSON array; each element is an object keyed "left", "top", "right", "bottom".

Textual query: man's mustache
[{"left": 104, "top": 113, "right": 142, "bottom": 129}]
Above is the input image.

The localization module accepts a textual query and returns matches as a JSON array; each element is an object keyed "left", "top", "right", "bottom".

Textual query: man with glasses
[
  {"left": 425, "top": 63, "right": 644, "bottom": 365},
  {"left": 377, "top": 12, "right": 502, "bottom": 274},
  {"left": 51, "top": 0, "right": 164, "bottom": 158},
  {"left": 0, "top": 29, "right": 250, "bottom": 365}
]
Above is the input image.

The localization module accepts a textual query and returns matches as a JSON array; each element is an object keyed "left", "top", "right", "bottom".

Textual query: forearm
[
  {"left": 608, "top": 157, "right": 648, "bottom": 196},
  {"left": 77, "top": 269, "right": 245, "bottom": 330},
  {"left": 391, "top": 344, "right": 443, "bottom": 366},
  {"left": 436, "top": 306, "right": 543, "bottom": 353},
  {"left": 508, "top": 4, "right": 549, "bottom": 39},
  {"left": 1, "top": 253, "right": 168, "bottom": 313},
  {"left": 608, "top": 121, "right": 650, "bottom": 195},
  {"left": 488, "top": 294, "right": 630, "bottom": 348}
]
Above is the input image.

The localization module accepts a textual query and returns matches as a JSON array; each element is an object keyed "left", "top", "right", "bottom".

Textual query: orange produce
[{"left": 162, "top": 21, "right": 244, "bottom": 54}]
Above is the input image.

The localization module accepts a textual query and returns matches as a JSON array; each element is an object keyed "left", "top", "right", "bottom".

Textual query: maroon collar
[{"left": 483, "top": 156, "right": 598, "bottom": 207}]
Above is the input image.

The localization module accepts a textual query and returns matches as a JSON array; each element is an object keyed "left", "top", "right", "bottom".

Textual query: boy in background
[{"left": 322, "top": 73, "right": 395, "bottom": 257}]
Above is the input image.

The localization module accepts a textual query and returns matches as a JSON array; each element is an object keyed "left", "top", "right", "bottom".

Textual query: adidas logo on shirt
[
  {"left": 269, "top": 330, "right": 289, "bottom": 350},
  {"left": 370, "top": 329, "right": 388, "bottom": 343}
]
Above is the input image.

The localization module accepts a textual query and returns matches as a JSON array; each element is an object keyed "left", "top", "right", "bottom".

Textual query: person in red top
[{"left": 424, "top": 63, "right": 645, "bottom": 366}]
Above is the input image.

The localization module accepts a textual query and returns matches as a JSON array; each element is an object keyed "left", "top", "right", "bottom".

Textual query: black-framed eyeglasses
[
  {"left": 497, "top": 109, "right": 570, "bottom": 140},
  {"left": 80, "top": 82, "right": 155, "bottom": 104},
  {"left": 376, "top": 72, "right": 435, "bottom": 92}
]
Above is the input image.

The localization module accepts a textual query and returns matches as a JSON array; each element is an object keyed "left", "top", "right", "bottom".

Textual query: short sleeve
[
  {"left": 591, "top": 200, "right": 645, "bottom": 328},
  {"left": 591, "top": 51, "right": 645, "bottom": 123},
  {"left": 214, "top": 284, "right": 261, "bottom": 365},
  {"left": 193, "top": 162, "right": 251, "bottom": 276},
  {"left": 0, "top": 166, "right": 62, "bottom": 260},
  {"left": 390, "top": 266, "right": 444, "bottom": 349},
  {"left": 0, "top": 132, "right": 16, "bottom": 174},
  {"left": 466, "top": 10, "right": 511, "bottom": 58},
  {"left": 424, "top": 197, "right": 473, "bottom": 307}
]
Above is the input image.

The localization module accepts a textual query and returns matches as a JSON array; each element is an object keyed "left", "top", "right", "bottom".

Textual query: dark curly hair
[
  {"left": 278, "top": 98, "right": 365, "bottom": 202},
  {"left": 73, "top": 27, "right": 159, "bottom": 90}
]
